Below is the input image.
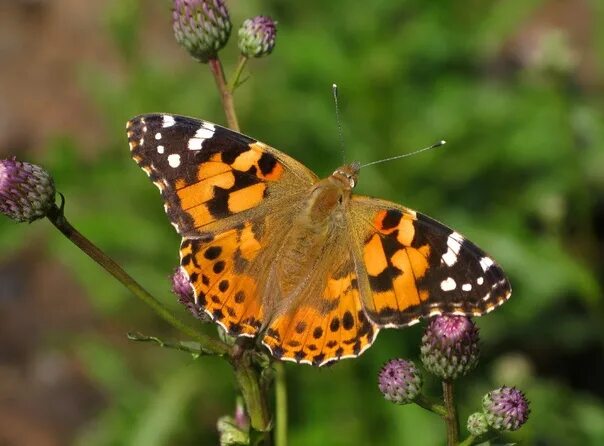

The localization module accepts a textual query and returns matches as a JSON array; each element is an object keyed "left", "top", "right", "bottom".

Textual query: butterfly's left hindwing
[
  {"left": 349, "top": 196, "right": 511, "bottom": 328},
  {"left": 128, "top": 113, "right": 317, "bottom": 339}
]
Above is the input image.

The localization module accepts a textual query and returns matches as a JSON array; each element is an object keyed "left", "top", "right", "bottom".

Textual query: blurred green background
[{"left": 1, "top": 0, "right": 603, "bottom": 445}]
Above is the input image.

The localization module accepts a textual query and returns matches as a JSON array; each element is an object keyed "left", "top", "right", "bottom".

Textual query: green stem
[
  {"left": 208, "top": 57, "right": 240, "bottom": 131},
  {"left": 458, "top": 431, "right": 498, "bottom": 446},
  {"left": 46, "top": 202, "right": 229, "bottom": 357},
  {"left": 442, "top": 380, "right": 460, "bottom": 446},
  {"left": 228, "top": 55, "right": 249, "bottom": 93},
  {"left": 414, "top": 394, "right": 448, "bottom": 417},
  {"left": 127, "top": 332, "right": 208, "bottom": 356},
  {"left": 274, "top": 362, "right": 287, "bottom": 446},
  {"left": 207, "top": 56, "right": 273, "bottom": 443},
  {"left": 457, "top": 435, "right": 476, "bottom": 446},
  {"left": 232, "top": 352, "right": 272, "bottom": 437}
]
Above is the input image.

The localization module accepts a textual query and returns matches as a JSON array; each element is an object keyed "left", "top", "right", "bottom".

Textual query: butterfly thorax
[
  {"left": 305, "top": 162, "right": 359, "bottom": 224},
  {"left": 272, "top": 163, "right": 359, "bottom": 301}
]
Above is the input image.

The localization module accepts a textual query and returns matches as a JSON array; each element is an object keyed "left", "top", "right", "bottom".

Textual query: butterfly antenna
[
  {"left": 359, "top": 140, "right": 446, "bottom": 169},
  {"left": 332, "top": 83, "right": 346, "bottom": 163}
]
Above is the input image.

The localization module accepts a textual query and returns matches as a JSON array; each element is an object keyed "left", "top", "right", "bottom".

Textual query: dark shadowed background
[{"left": 1, "top": 0, "right": 603, "bottom": 445}]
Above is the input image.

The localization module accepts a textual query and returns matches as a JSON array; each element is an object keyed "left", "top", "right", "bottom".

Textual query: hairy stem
[
  {"left": 208, "top": 57, "right": 240, "bottom": 131},
  {"left": 46, "top": 202, "right": 229, "bottom": 356},
  {"left": 442, "top": 380, "right": 460, "bottom": 446}
]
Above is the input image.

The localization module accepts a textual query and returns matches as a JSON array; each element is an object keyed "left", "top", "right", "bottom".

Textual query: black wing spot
[
  {"left": 204, "top": 246, "right": 222, "bottom": 260},
  {"left": 342, "top": 311, "right": 354, "bottom": 330},
  {"left": 258, "top": 152, "right": 278, "bottom": 176},
  {"left": 329, "top": 317, "right": 340, "bottom": 332},
  {"left": 213, "top": 260, "right": 226, "bottom": 274},
  {"left": 381, "top": 209, "right": 402, "bottom": 230},
  {"left": 313, "top": 327, "right": 323, "bottom": 339}
]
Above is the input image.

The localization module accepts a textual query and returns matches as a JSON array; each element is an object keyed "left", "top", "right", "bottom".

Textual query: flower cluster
[
  {"left": 172, "top": 0, "right": 277, "bottom": 62},
  {"left": 172, "top": 0, "right": 232, "bottom": 63},
  {"left": 482, "top": 386, "right": 530, "bottom": 431},
  {"left": 378, "top": 315, "right": 530, "bottom": 439},
  {"left": 420, "top": 315, "right": 480, "bottom": 380},
  {"left": 171, "top": 267, "right": 209, "bottom": 321},
  {"left": 378, "top": 359, "right": 422, "bottom": 404},
  {"left": 0, "top": 158, "right": 55, "bottom": 223},
  {"left": 238, "top": 16, "right": 277, "bottom": 58}
]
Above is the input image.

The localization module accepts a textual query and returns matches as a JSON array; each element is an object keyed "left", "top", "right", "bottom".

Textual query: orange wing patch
[
  {"left": 180, "top": 221, "right": 266, "bottom": 337},
  {"left": 358, "top": 208, "right": 433, "bottom": 327},
  {"left": 262, "top": 259, "right": 378, "bottom": 366},
  {"left": 174, "top": 146, "right": 280, "bottom": 230}
]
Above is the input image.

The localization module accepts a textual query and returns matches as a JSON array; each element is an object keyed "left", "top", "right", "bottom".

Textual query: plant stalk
[
  {"left": 232, "top": 353, "right": 272, "bottom": 439},
  {"left": 442, "top": 380, "right": 460, "bottom": 446},
  {"left": 414, "top": 394, "right": 448, "bottom": 417},
  {"left": 46, "top": 202, "right": 229, "bottom": 356},
  {"left": 274, "top": 362, "right": 287, "bottom": 446},
  {"left": 228, "top": 55, "right": 249, "bottom": 93},
  {"left": 208, "top": 57, "right": 240, "bottom": 131}
]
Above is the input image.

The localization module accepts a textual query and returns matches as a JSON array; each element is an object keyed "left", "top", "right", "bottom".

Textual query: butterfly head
[{"left": 332, "top": 161, "right": 360, "bottom": 189}]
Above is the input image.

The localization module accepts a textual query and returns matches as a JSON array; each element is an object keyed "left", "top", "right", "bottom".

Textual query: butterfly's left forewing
[
  {"left": 348, "top": 196, "right": 511, "bottom": 328},
  {"left": 127, "top": 114, "right": 317, "bottom": 237}
]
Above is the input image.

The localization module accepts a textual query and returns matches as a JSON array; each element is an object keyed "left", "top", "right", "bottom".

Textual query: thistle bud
[
  {"left": 238, "top": 16, "right": 277, "bottom": 58},
  {"left": 0, "top": 158, "right": 55, "bottom": 223},
  {"left": 482, "top": 386, "right": 530, "bottom": 432},
  {"left": 172, "top": 0, "right": 231, "bottom": 63},
  {"left": 467, "top": 412, "right": 489, "bottom": 436},
  {"left": 171, "top": 267, "right": 209, "bottom": 321},
  {"left": 420, "top": 315, "right": 480, "bottom": 380},
  {"left": 378, "top": 359, "right": 423, "bottom": 404}
]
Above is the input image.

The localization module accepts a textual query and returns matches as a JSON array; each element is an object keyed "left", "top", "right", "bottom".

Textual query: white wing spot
[
  {"left": 477, "top": 277, "right": 484, "bottom": 285},
  {"left": 442, "top": 250, "right": 457, "bottom": 266},
  {"left": 442, "top": 232, "right": 463, "bottom": 266},
  {"left": 157, "top": 145, "right": 165, "bottom": 154},
  {"left": 195, "top": 124, "right": 215, "bottom": 139},
  {"left": 440, "top": 277, "right": 457, "bottom": 291},
  {"left": 155, "top": 132, "right": 162, "bottom": 140},
  {"left": 479, "top": 257, "right": 494, "bottom": 272},
  {"left": 162, "top": 115, "right": 176, "bottom": 128},
  {"left": 188, "top": 138, "right": 203, "bottom": 151},
  {"left": 168, "top": 154, "right": 181, "bottom": 168},
  {"left": 462, "top": 283, "right": 472, "bottom": 292},
  {"left": 188, "top": 124, "right": 216, "bottom": 151}
]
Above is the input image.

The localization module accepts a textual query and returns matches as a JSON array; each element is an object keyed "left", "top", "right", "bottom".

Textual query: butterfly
[{"left": 127, "top": 114, "right": 511, "bottom": 366}]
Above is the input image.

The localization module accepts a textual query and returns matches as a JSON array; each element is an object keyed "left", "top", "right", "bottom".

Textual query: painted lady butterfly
[{"left": 127, "top": 114, "right": 511, "bottom": 366}]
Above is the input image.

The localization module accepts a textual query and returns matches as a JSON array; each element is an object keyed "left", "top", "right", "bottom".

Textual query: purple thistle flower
[
  {"left": 171, "top": 267, "right": 209, "bottom": 321},
  {"left": 172, "top": 0, "right": 231, "bottom": 63},
  {"left": 467, "top": 411, "right": 489, "bottom": 436},
  {"left": 0, "top": 158, "right": 55, "bottom": 223},
  {"left": 238, "top": 16, "right": 277, "bottom": 58},
  {"left": 378, "top": 359, "right": 423, "bottom": 404},
  {"left": 483, "top": 386, "right": 530, "bottom": 431},
  {"left": 420, "top": 315, "right": 480, "bottom": 380}
]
